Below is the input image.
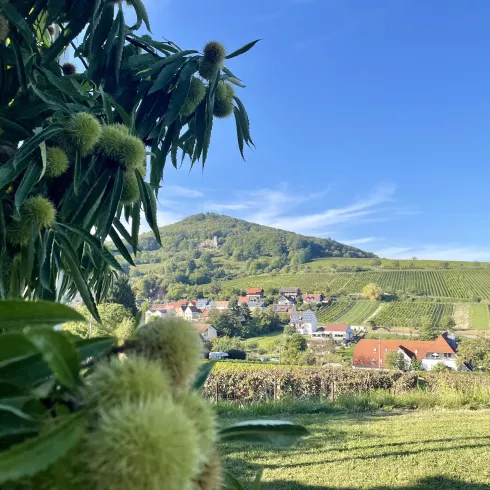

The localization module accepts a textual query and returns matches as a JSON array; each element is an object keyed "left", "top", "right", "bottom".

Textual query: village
[{"left": 145, "top": 287, "right": 465, "bottom": 372}]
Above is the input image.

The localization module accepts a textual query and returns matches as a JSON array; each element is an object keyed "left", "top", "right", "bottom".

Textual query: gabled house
[
  {"left": 247, "top": 298, "right": 266, "bottom": 311},
  {"left": 280, "top": 287, "right": 301, "bottom": 298},
  {"left": 145, "top": 304, "right": 176, "bottom": 323},
  {"left": 302, "top": 293, "right": 324, "bottom": 304},
  {"left": 247, "top": 288, "right": 264, "bottom": 298},
  {"left": 195, "top": 299, "right": 209, "bottom": 310},
  {"left": 311, "top": 323, "right": 353, "bottom": 342},
  {"left": 277, "top": 295, "right": 295, "bottom": 305},
  {"left": 238, "top": 296, "right": 249, "bottom": 304},
  {"left": 352, "top": 333, "right": 459, "bottom": 371},
  {"left": 193, "top": 323, "right": 217, "bottom": 341},
  {"left": 214, "top": 301, "right": 229, "bottom": 310},
  {"left": 184, "top": 305, "right": 201, "bottom": 322},
  {"left": 273, "top": 304, "right": 297, "bottom": 315},
  {"left": 290, "top": 310, "right": 318, "bottom": 335}
]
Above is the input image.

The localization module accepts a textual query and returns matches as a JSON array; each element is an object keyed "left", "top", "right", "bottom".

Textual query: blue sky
[{"left": 136, "top": 0, "right": 490, "bottom": 260}]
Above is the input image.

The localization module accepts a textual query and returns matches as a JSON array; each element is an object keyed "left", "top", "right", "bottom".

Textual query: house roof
[
  {"left": 303, "top": 294, "right": 323, "bottom": 302},
  {"left": 273, "top": 305, "right": 296, "bottom": 313},
  {"left": 247, "top": 288, "right": 263, "bottom": 295},
  {"left": 196, "top": 299, "right": 209, "bottom": 307},
  {"left": 352, "top": 334, "right": 456, "bottom": 369},
  {"left": 215, "top": 301, "right": 229, "bottom": 307},
  {"left": 238, "top": 297, "right": 249, "bottom": 304},
  {"left": 166, "top": 300, "right": 191, "bottom": 309},
  {"left": 280, "top": 287, "right": 300, "bottom": 294},
  {"left": 193, "top": 323, "right": 214, "bottom": 332},
  {"left": 186, "top": 305, "right": 200, "bottom": 313},
  {"left": 150, "top": 304, "right": 167, "bottom": 311},
  {"left": 324, "top": 323, "right": 350, "bottom": 332}
]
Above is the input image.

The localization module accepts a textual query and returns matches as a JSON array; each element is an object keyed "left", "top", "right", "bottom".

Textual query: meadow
[{"left": 219, "top": 407, "right": 490, "bottom": 489}]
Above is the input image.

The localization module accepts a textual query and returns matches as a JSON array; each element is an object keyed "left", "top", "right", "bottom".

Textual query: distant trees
[
  {"left": 362, "top": 283, "right": 382, "bottom": 302},
  {"left": 439, "top": 262, "right": 450, "bottom": 269},
  {"left": 281, "top": 334, "right": 307, "bottom": 365},
  {"left": 440, "top": 316, "right": 456, "bottom": 330},
  {"left": 457, "top": 338, "right": 490, "bottom": 370},
  {"left": 392, "top": 260, "right": 401, "bottom": 269},
  {"left": 418, "top": 316, "right": 437, "bottom": 341},
  {"left": 371, "top": 259, "right": 382, "bottom": 268},
  {"left": 106, "top": 275, "right": 137, "bottom": 315},
  {"left": 284, "top": 325, "right": 296, "bottom": 335}
]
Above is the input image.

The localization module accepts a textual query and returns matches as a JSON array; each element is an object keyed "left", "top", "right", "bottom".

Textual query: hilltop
[{"left": 136, "top": 213, "right": 375, "bottom": 259}]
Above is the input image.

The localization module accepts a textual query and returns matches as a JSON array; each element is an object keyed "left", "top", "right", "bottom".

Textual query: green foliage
[
  {"left": 0, "top": 300, "right": 307, "bottom": 489},
  {"left": 419, "top": 316, "right": 437, "bottom": 340},
  {"left": 1, "top": 4, "right": 257, "bottom": 317},
  {"left": 105, "top": 275, "right": 136, "bottom": 315},
  {"left": 385, "top": 351, "right": 407, "bottom": 370},
  {"left": 280, "top": 334, "right": 307, "bottom": 365},
  {"left": 362, "top": 283, "right": 382, "bottom": 301},
  {"left": 457, "top": 337, "right": 490, "bottom": 370}
]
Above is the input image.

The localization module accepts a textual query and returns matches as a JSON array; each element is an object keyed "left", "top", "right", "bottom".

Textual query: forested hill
[{"left": 138, "top": 213, "right": 375, "bottom": 260}]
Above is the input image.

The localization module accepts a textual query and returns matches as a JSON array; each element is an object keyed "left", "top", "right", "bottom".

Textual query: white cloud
[
  {"left": 162, "top": 185, "right": 204, "bottom": 198},
  {"left": 344, "top": 237, "right": 382, "bottom": 246},
  {"left": 204, "top": 202, "right": 251, "bottom": 212},
  {"left": 374, "top": 245, "right": 490, "bottom": 261},
  {"left": 242, "top": 184, "right": 396, "bottom": 235}
]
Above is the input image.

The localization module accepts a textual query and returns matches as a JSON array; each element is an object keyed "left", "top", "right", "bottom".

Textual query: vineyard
[
  {"left": 224, "top": 269, "right": 490, "bottom": 299},
  {"left": 371, "top": 302, "right": 455, "bottom": 329},
  {"left": 316, "top": 300, "right": 380, "bottom": 325}
]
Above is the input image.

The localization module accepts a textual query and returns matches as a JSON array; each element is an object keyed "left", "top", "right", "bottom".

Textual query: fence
[{"left": 202, "top": 365, "right": 490, "bottom": 404}]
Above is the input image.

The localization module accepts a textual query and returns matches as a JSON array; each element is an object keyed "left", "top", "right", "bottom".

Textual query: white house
[
  {"left": 352, "top": 332, "right": 460, "bottom": 371},
  {"left": 145, "top": 305, "right": 175, "bottom": 324},
  {"left": 311, "top": 323, "right": 353, "bottom": 342},
  {"left": 248, "top": 298, "right": 266, "bottom": 311},
  {"left": 277, "top": 295, "right": 295, "bottom": 306},
  {"left": 184, "top": 305, "right": 201, "bottom": 322},
  {"left": 290, "top": 310, "right": 318, "bottom": 335},
  {"left": 193, "top": 323, "right": 218, "bottom": 341}
]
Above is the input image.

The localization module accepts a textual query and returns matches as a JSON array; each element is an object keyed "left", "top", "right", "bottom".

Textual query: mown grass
[
  {"left": 244, "top": 330, "right": 284, "bottom": 351},
  {"left": 219, "top": 400, "right": 490, "bottom": 489},
  {"left": 470, "top": 303, "right": 489, "bottom": 330}
]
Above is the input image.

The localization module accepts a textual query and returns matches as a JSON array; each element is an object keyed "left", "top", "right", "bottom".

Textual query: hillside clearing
[
  {"left": 220, "top": 409, "right": 490, "bottom": 489},
  {"left": 470, "top": 304, "right": 490, "bottom": 330}
]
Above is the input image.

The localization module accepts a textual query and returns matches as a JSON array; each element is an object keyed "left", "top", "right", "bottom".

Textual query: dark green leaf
[
  {"left": 10, "top": 37, "right": 27, "bottom": 95},
  {"left": 99, "top": 84, "right": 113, "bottom": 123},
  {"left": 71, "top": 169, "right": 110, "bottom": 225},
  {"left": 0, "top": 300, "right": 85, "bottom": 330},
  {"left": 0, "top": 116, "right": 31, "bottom": 141},
  {"left": 0, "top": 412, "right": 86, "bottom": 484},
  {"left": 164, "top": 58, "right": 199, "bottom": 126},
  {"left": 112, "top": 8, "right": 125, "bottom": 84},
  {"left": 76, "top": 337, "right": 116, "bottom": 365},
  {"left": 223, "top": 471, "right": 246, "bottom": 490},
  {"left": 0, "top": 333, "right": 37, "bottom": 365},
  {"left": 24, "top": 329, "right": 79, "bottom": 389},
  {"left": 100, "top": 168, "right": 123, "bottom": 238},
  {"left": 0, "top": 352, "right": 52, "bottom": 388},
  {"left": 221, "top": 75, "right": 246, "bottom": 88},
  {"left": 109, "top": 227, "right": 136, "bottom": 267},
  {"left": 233, "top": 97, "right": 254, "bottom": 147},
  {"left": 0, "top": 0, "right": 36, "bottom": 48},
  {"left": 148, "top": 58, "right": 187, "bottom": 95},
  {"left": 137, "top": 50, "right": 198, "bottom": 77},
  {"left": 0, "top": 160, "right": 30, "bottom": 192},
  {"left": 135, "top": 171, "right": 161, "bottom": 246},
  {"left": 12, "top": 125, "right": 64, "bottom": 170},
  {"left": 233, "top": 108, "right": 245, "bottom": 160},
  {"left": 219, "top": 421, "right": 309, "bottom": 446},
  {"left": 73, "top": 149, "right": 81, "bottom": 195},
  {"left": 226, "top": 39, "right": 261, "bottom": 59},
  {"left": 113, "top": 217, "right": 136, "bottom": 249},
  {"left": 131, "top": 201, "right": 141, "bottom": 253},
  {"left": 89, "top": 1, "right": 114, "bottom": 59},
  {"left": 193, "top": 361, "right": 216, "bottom": 390},
  {"left": 14, "top": 161, "right": 43, "bottom": 211},
  {"left": 128, "top": 0, "right": 151, "bottom": 31},
  {"left": 56, "top": 224, "right": 123, "bottom": 272},
  {"left": 55, "top": 235, "right": 101, "bottom": 323},
  {"left": 31, "top": 86, "right": 73, "bottom": 114}
]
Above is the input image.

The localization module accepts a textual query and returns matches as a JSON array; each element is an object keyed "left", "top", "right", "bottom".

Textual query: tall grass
[{"left": 216, "top": 385, "right": 490, "bottom": 417}]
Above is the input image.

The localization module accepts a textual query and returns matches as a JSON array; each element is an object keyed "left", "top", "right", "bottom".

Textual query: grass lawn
[
  {"left": 244, "top": 330, "right": 284, "bottom": 351},
  {"left": 470, "top": 303, "right": 489, "bottom": 330},
  {"left": 219, "top": 409, "right": 490, "bottom": 489}
]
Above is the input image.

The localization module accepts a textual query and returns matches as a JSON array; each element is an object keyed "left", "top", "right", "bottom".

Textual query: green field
[
  {"left": 220, "top": 409, "right": 490, "bottom": 489},
  {"left": 244, "top": 330, "right": 283, "bottom": 351},
  {"left": 224, "top": 269, "right": 490, "bottom": 300},
  {"left": 470, "top": 304, "right": 490, "bottom": 330},
  {"left": 316, "top": 300, "right": 380, "bottom": 325}
]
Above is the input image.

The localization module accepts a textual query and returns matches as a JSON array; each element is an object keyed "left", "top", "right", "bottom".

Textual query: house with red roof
[
  {"left": 145, "top": 304, "right": 176, "bottom": 323},
  {"left": 302, "top": 293, "right": 324, "bottom": 304},
  {"left": 247, "top": 288, "right": 264, "bottom": 297},
  {"left": 352, "top": 332, "right": 458, "bottom": 371},
  {"left": 311, "top": 323, "right": 353, "bottom": 342}
]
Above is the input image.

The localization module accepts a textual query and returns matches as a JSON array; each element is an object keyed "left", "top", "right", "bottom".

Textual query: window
[
  {"left": 415, "top": 349, "right": 418, "bottom": 354},
  {"left": 373, "top": 348, "right": 377, "bottom": 352},
  {"left": 372, "top": 358, "right": 376, "bottom": 363},
  {"left": 431, "top": 353, "right": 440, "bottom": 359},
  {"left": 385, "top": 348, "right": 388, "bottom": 352}
]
